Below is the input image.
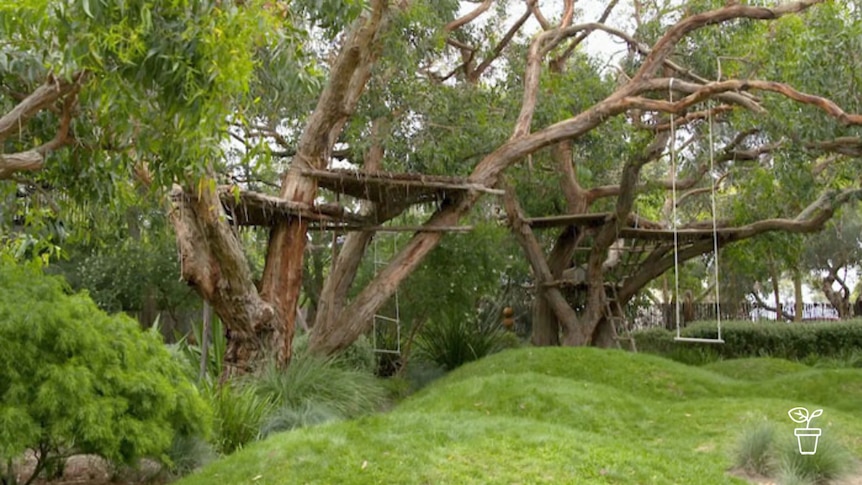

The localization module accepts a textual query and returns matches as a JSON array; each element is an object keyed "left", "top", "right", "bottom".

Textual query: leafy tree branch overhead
[{"left": 1, "top": 0, "right": 861, "bottom": 377}]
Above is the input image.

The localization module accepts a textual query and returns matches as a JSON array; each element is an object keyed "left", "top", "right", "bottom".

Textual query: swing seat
[{"left": 674, "top": 336, "right": 725, "bottom": 344}]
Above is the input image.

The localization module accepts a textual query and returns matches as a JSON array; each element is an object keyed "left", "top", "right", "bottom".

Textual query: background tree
[{"left": 802, "top": 204, "right": 862, "bottom": 318}]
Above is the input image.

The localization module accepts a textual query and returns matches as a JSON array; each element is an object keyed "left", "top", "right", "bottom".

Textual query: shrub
[
  {"left": 165, "top": 434, "right": 216, "bottom": 477},
  {"left": 0, "top": 261, "right": 210, "bottom": 485},
  {"left": 732, "top": 421, "right": 855, "bottom": 484},
  {"left": 634, "top": 320, "right": 862, "bottom": 363},
  {"left": 254, "top": 355, "right": 386, "bottom": 417},
  {"left": 199, "top": 342, "right": 385, "bottom": 453},
  {"left": 734, "top": 422, "right": 776, "bottom": 475},
  {"left": 172, "top": 312, "right": 227, "bottom": 382},
  {"left": 203, "top": 381, "right": 274, "bottom": 455},
  {"left": 250, "top": 355, "right": 386, "bottom": 437},
  {"left": 416, "top": 311, "right": 516, "bottom": 371}
]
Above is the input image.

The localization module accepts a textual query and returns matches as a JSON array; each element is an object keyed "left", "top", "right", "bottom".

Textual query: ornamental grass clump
[{"left": 734, "top": 422, "right": 776, "bottom": 476}]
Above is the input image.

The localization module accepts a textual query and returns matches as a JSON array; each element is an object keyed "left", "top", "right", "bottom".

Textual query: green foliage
[
  {"left": 252, "top": 355, "right": 386, "bottom": 425},
  {"left": 64, "top": 233, "right": 195, "bottom": 315},
  {"left": 258, "top": 402, "right": 341, "bottom": 438},
  {"left": 777, "top": 435, "right": 855, "bottom": 484},
  {"left": 402, "top": 360, "right": 447, "bottom": 393},
  {"left": 203, "top": 381, "right": 273, "bottom": 456},
  {"left": 416, "top": 310, "right": 517, "bottom": 371},
  {"left": 0, "top": 260, "right": 210, "bottom": 483},
  {"left": 165, "top": 434, "right": 216, "bottom": 478},
  {"left": 1, "top": 0, "right": 288, "bottom": 194},
  {"left": 734, "top": 422, "right": 776, "bottom": 475},
  {"left": 629, "top": 327, "right": 722, "bottom": 365},
  {"left": 732, "top": 421, "right": 856, "bottom": 483},
  {"left": 202, "top": 352, "right": 386, "bottom": 454},
  {"left": 635, "top": 320, "right": 862, "bottom": 363},
  {"left": 175, "top": 347, "right": 862, "bottom": 485},
  {"left": 292, "top": 332, "right": 376, "bottom": 374},
  {"left": 802, "top": 204, "right": 862, "bottom": 296},
  {"left": 174, "top": 311, "right": 227, "bottom": 383},
  {"left": 352, "top": 222, "right": 524, "bottom": 371}
]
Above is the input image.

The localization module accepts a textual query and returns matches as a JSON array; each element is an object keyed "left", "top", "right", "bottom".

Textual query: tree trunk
[
  {"left": 821, "top": 275, "right": 851, "bottom": 319},
  {"left": 311, "top": 115, "right": 400, "bottom": 344},
  {"left": 309, "top": 198, "right": 471, "bottom": 354},
  {"left": 314, "top": 230, "right": 374, "bottom": 329},
  {"left": 259, "top": 166, "right": 315, "bottom": 367},
  {"left": 259, "top": 3, "right": 388, "bottom": 365},
  {"left": 531, "top": 226, "right": 579, "bottom": 346},
  {"left": 169, "top": 185, "right": 276, "bottom": 377},
  {"left": 770, "top": 265, "right": 782, "bottom": 320},
  {"left": 531, "top": 296, "right": 560, "bottom": 346},
  {"left": 793, "top": 270, "right": 803, "bottom": 322},
  {"left": 591, "top": 316, "right": 617, "bottom": 348},
  {"left": 531, "top": 138, "right": 587, "bottom": 346}
]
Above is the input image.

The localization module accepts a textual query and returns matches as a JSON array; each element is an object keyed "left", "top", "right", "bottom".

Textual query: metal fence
[{"left": 630, "top": 302, "right": 843, "bottom": 330}]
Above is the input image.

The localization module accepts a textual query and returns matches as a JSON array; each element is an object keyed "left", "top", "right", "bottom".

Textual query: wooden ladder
[{"left": 605, "top": 288, "right": 637, "bottom": 352}]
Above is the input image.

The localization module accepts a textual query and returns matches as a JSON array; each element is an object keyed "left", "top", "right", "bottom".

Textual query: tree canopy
[{"left": 2, "top": 0, "right": 862, "bottom": 375}]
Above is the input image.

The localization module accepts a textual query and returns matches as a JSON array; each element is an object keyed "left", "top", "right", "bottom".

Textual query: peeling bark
[
  {"left": 168, "top": 185, "right": 276, "bottom": 377},
  {"left": 260, "top": 2, "right": 389, "bottom": 366}
]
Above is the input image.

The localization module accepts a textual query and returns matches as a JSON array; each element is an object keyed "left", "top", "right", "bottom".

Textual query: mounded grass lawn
[{"left": 177, "top": 348, "right": 862, "bottom": 484}]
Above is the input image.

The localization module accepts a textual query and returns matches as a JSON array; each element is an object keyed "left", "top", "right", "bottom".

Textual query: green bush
[
  {"left": 252, "top": 355, "right": 386, "bottom": 425},
  {"left": 0, "top": 261, "right": 210, "bottom": 485},
  {"left": 731, "top": 421, "right": 855, "bottom": 484},
  {"left": 165, "top": 434, "right": 216, "bottom": 477},
  {"left": 200, "top": 343, "right": 385, "bottom": 454},
  {"left": 416, "top": 311, "right": 517, "bottom": 371},
  {"left": 259, "top": 402, "right": 341, "bottom": 438},
  {"left": 635, "top": 320, "right": 862, "bottom": 363},
  {"left": 172, "top": 312, "right": 228, "bottom": 382},
  {"left": 777, "top": 435, "right": 855, "bottom": 484},
  {"left": 203, "top": 381, "right": 274, "bottom": 455}
]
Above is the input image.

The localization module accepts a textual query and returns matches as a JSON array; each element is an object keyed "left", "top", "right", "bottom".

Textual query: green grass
[
  {"left": 703, "top": 357, "right": 812, "bottom": 381},
  {"left": 177, "top": 348, "right": 862, "bottom": 484}
]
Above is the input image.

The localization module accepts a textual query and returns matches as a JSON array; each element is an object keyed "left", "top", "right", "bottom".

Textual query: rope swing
[{"left": 669, "top": 78, "right": 725, "bottom": 344}]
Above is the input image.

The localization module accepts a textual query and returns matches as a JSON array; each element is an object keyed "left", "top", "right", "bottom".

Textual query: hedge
[{"left": 634, "top": 320, "right": 862, "bottom": 363}]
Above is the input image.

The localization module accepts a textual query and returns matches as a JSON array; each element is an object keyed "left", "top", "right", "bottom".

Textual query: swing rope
[
  {"left": 670, "top": 78, "right": 683, "bottom": 339},
  {"left": 708, "top": 100, "right": 723, "bottom": 342},
  {"left": 670, "top": 77, "right": 724, "bottom": 344}
]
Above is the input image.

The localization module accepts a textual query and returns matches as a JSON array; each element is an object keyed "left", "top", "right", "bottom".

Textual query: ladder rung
[
  {"left": 374, "top": 315, "right": 400, "bottom": 323},
  {"left": 372, "top": 349, "right": 401, "bottom": 354}
]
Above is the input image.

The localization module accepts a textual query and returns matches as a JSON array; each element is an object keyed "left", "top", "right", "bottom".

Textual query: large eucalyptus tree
[{"left": 3, "top": 0, "right": 862, "bottom": 376}]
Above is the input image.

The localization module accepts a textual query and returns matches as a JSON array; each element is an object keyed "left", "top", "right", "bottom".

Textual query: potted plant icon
[{"left": 788, "top": 407, "right": 823, "bottom": 455}]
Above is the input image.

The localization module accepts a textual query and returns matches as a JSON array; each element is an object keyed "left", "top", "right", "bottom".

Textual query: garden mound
[{"left": 177, "top": 348, "right": 862, "bottom": 484}]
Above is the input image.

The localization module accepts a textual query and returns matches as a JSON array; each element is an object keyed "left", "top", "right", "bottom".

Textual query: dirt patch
[
  {"left": 9, "top": 453, "right": 165, "bottom": 485},
  {"left": 729, "top": 467, "right": 775, "bottom": 484}
]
